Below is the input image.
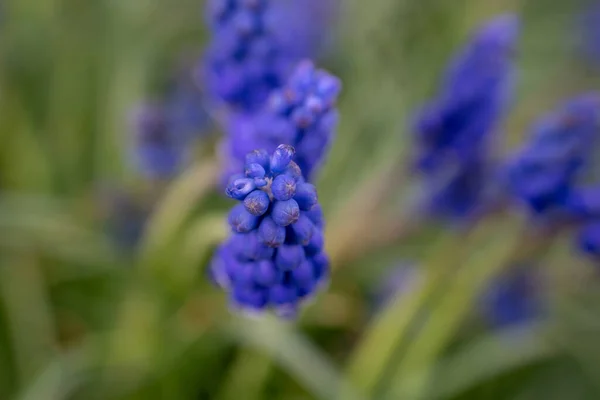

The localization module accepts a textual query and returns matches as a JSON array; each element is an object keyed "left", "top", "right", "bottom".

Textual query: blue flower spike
[
  {"left": 412, "top": 14, "right": 519, "bottom": 220},
  {"left": 507, "top": 94, "right": 600, "bottom": 217},
  {"left": 210, "top": 145, "right": 330, "bottom": 318},
  {"left": 222, "top": 61, "right": 342, "bottom": 182},
  {"left": 203, "top": 0, "right": 337, "bottom": 113},
  {"left": 132, "top": 104, "right": 187, "bottom": 179}
]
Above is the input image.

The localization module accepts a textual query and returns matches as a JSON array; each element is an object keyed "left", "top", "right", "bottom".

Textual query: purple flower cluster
[
  {"left": 505, "top": 94, "right": 600, "bottom": 264},
  {"left": 578, "top": 221, "right": 600, "bottom": 260},
  {"left": 481, "top": 266, "right": 541, "bottom": 328},
  {"left": 203, "top": 0, "right": 335, "bottom": 113},
  {"left": 506, "top": 94, "right": 600, "bottom": 217},
  {"left": 132, "top": 72, "right": 210, "bottom": 179},
  {"left": 269, "top": 0, "right": 339, "bottom": 60},
  {"left": 413, "top": 14, "right": 519, "bottom": 219},
  {"left": 221, "top": 61, "right": 341, "bottom": 182},
  {"left": 132, "top": 104, "right": 188, "bottom": 180},
  {"left": 165, "top": 71, "right": 211, "bottom": 143},
  {"left": 210, "top": 145, "right": 329, "bottom": 317}
]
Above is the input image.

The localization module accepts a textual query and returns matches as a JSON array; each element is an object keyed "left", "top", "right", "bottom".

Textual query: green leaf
[
  {"left": 0, "top": 256, "right": 57, "bottom": 390},
  {"left": 383, "top": 216, "right": 527, "bottom": 399},
  {"left": 216, "top": 349, "right": 273, "bottom": 400},
  {"left": 0, "top": 194, "right": 123, "bottom": 276},
  {"left": 344, "top": 229, "right": 469, "bottom": 397},
  {"left": 426, "top": 323, "right": 555, "bottom": 400},
  {"left": 138, "top": 160, "right": 218, "bottom": 270}
]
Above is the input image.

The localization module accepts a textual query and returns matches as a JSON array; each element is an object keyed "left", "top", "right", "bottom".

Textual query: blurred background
[{"left": 2, "top": 0, "right": 600, "bottom": 399}]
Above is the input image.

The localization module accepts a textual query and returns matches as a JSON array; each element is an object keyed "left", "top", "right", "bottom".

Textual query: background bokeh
[{"left": 1, "top": 0, "right": 600, "bottom": 399}]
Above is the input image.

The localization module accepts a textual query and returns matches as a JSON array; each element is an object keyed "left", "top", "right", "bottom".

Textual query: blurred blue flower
[
  {"left": 202, "top": 0, "right": 337, "bottom": 113},
  {"left": 506, "top": 94, "right": 600, "bottom": 218},
  {"left": 165, "top": 70, "right": 211, "bottom": 142},
  {"left": 132, "top": 104, "right": 188, "bottom": 180},
  {"left": 221, "top": 61, "right": 341, "bottom": 183},
  {"left": 132, "top": 71, "right": 211, "bottom": 179},
  {"left": 96, "top": 187, "right": 148, "bottom": 252},
  {"left": 570, "top": 188, "right": 600, "bottom": 262},
  {"left": 270, "top": 0, "right": 339, "bottom": 60},
  {"left": 415, "top": 14, "right": 518, "bottom": 172},
  {"left": 413, "top": 14, "right": 519, "bottom": 219},
  {"left": 577, "top": 221, "right": 600, "bottom": 260},
  {"left": 482, "top": 266, "right": 541, "bottom": 328},
  {"left": 370, "top": 263, "right": 541, "bottom": 328},
  {"left": 582, "top": 1, "right": 600, "bottom": 65},
  {"left": 210, "top": 145, "right": 329, "bottom": 318}
]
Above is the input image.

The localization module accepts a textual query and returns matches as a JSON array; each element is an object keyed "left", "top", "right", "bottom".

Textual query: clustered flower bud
[
  {"left": 132, "top": 104, "right": 188, "bottom": 179},
  {"left": 505, "top": 94, "right": 600, "bottom": 264},
  {"left": 132, "top": 70, "right": 210, "bottom": 180},
  {"left": 506, "top": 94, "right": 600, "bottom": 216},
  {"left": 570, "top": 187, "right": 600, "bottom": 261},
  {"left": 203, "top": 0, "right": 337, "bottom": 113},
  {"left": 481, "top": 265, "right": 541, "bottom": 328},
  {"left": 210, "top": 144, "right": 329, "bottom": 318},
  {"left": 222, "top": 61, "right": 342, "bottom": 182},
  {"left": 412, "top": 15, "right": 519, "bottom": 219},
  {"left": 203, "top": 0, "right": 284, "bottom": 112},
  {"left": 577, "top": 221, "right": 600, "bottom": 259}
]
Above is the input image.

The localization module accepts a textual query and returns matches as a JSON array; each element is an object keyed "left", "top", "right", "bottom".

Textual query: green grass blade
[
  {"left": 344, "top": 229, "right": 468, "bottom": 397},
  {"left": 229, "top": 316, "right": 364, "bottom": 400},
  {"left": 0, "top": 256, "right": 57, "bottom": 390},
  {"left": 425, "top": 323, "right": 555, "bottom": 400},
  {"left": 138, "top": 160, "right": 218, "bottom": 270},
  {"left": 383, "top": 216, "right": 526, "bottom": 399}
]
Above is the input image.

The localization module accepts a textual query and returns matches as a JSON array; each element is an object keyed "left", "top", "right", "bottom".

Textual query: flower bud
[
  {"left": 270, "top": 144, "right": 295, "bottom": 175},
  {"left": 272, "top": 199, "right": 300, "bottom": 226},
  {"left": 292, "top": 259, "right": 315, "bottom": 289},
  {"left": 275, "top": 245, "right": 305, "bottom": 270},
  {"left": 294, "top": 182, "right": 318, "bottom": 210},
  {"left": 233, "top": 285, "right": 268, "bottom": 311},
  {"left": 245, "top": 162, "right": 266, "bottom": 179},
  {"left": 228, "top": 204, "right": 260, "bottom": 232},
  {"left": 254, "top": 260, "right": 281, "bottom": 286},
  {"left": 290, "top": 215, "right": 314, "bottom": 245},
  {"left": 305, "top": 204, "right": 324, "bottom": 228},
  {"left": 272, "top": 174, "right": 297, "bottom": 201},
  {"left": 269, "top": 283, "right": 297, "bottom": 305},
  {"left": 244, "top": 189, "right": 270, "bottom": 216},
  {"left": 246, "top": 149, "right": 270, "bottom": 171},
  {"left": 304, "top": 228, "right": 324, "bottom": 256},
  {"left": 258, "top": 216, "right": 286, "bottom": 247},
  {"left": 226, "top": 177, "right": 257, "bottom": 200}
]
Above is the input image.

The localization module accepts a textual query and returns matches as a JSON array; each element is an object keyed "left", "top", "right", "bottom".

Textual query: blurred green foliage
[{"left": 1, "top": 0, "right": 600, "bottom": 399}]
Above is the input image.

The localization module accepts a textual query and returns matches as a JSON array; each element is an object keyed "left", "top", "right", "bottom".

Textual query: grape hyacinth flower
[
  {"left": 97, "top": 187, "right": 148, "bottom": 251},
  {"left": 221, "top": 61, "right": 342, "bottom": 182},
  {"left": 571, "top": 184, "right": 600, "bottom": 262},
  {"left": 165, "top": 69, "right": 211, "bottom": 142},
  {"left": 481, "top": 266, "right": 541, "bottom": 328},
  {"left": 203, "top": 0, "right": 336, "bottom": 113},
  {"left": 270, "top": 0, "right": 339, "bottom": 60},
  {"left": 132, "top": 104, "right": 188, "bottom": 180},
  {"left": 413, "top": 14, "right": 519, "bottom": 219},
  {"left": 577, "top": 221, "right": 600, "bottom": 261},
  {"left": 210, "top": 145, "right": 329, "bottom": 318},
  {"left": 506, "top": 94, "right": 600, "bottom": 218},
  {"left": 132, "top": 71, "right": 211, "bottom": 179}
]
